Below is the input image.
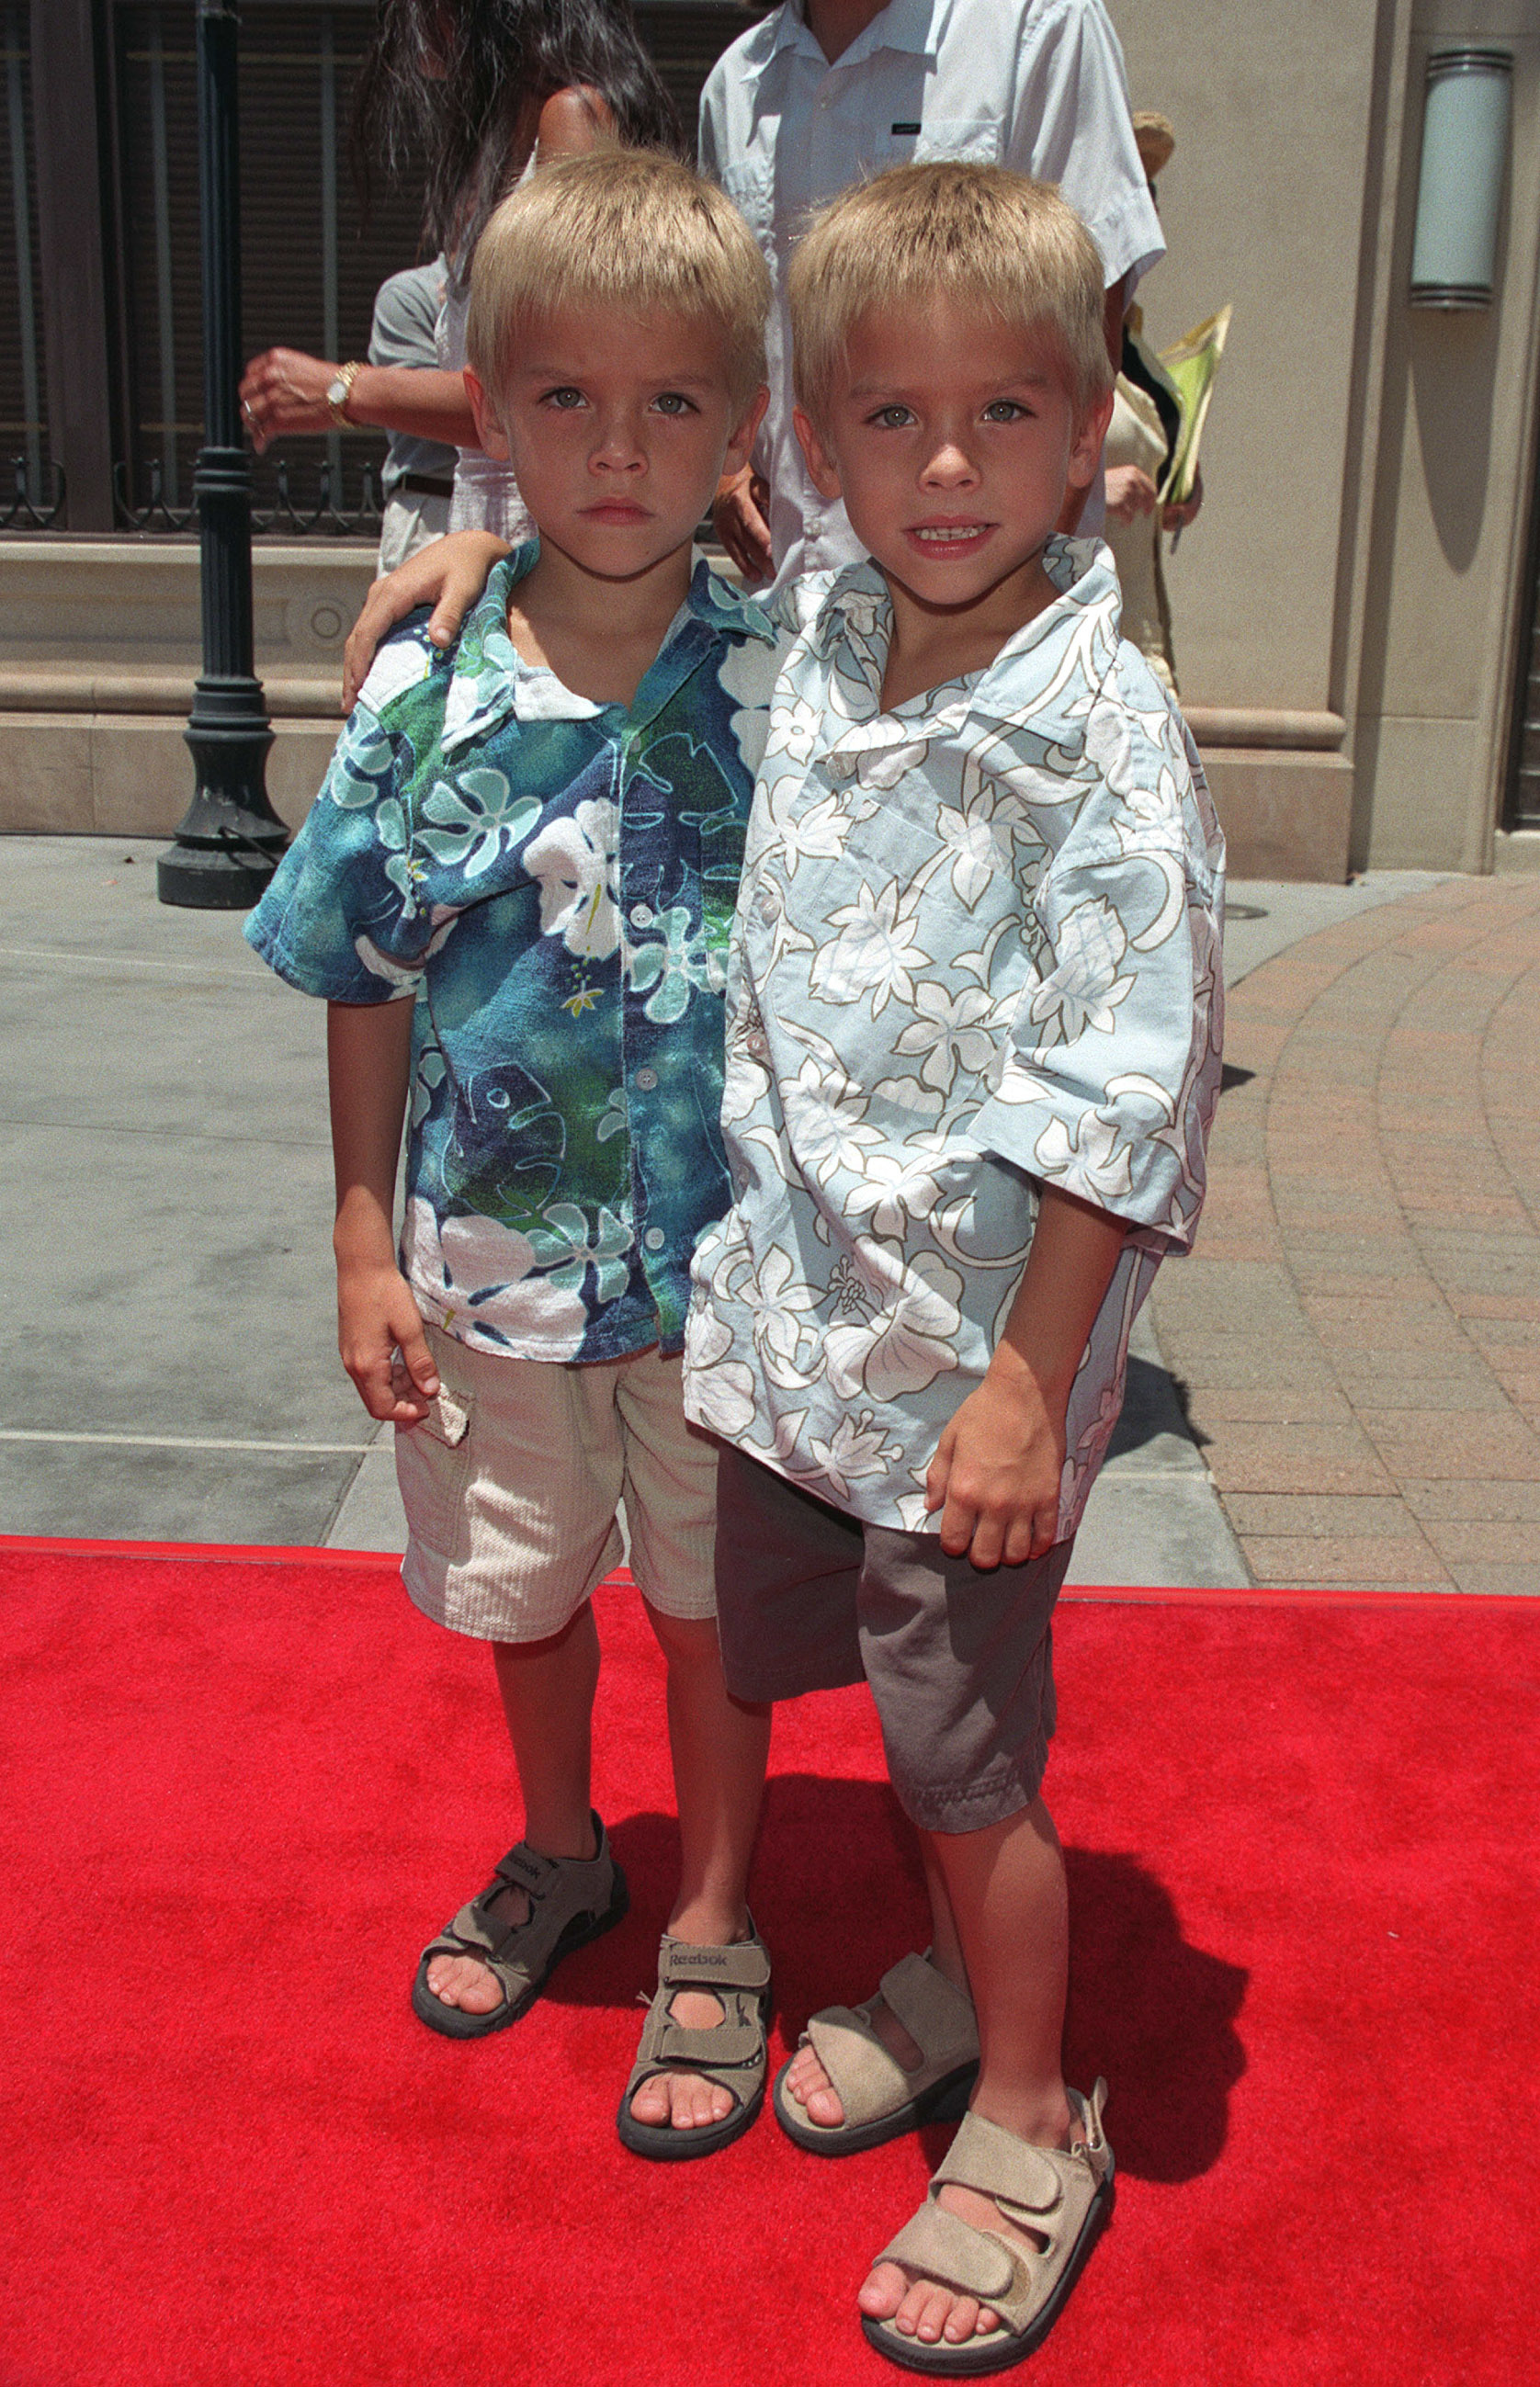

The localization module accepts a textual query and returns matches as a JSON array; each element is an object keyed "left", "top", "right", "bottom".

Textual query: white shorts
[{"left": 396, "top": 1326, "right": 719, "bottom": 1643}]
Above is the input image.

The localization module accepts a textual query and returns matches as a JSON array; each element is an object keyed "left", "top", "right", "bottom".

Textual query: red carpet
[{"left": 1, "top": 1538, "right": 1535, "bottom": 2387}]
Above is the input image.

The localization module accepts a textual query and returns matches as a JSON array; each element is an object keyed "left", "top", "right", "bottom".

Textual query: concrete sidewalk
[{"left": 3, "top": 837, "right": 1532, "bottom": 1591}]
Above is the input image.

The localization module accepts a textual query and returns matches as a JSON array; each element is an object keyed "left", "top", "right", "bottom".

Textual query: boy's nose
[
  {"left": 921, "top": 437, "right": 979, "bottom": 487},
  {"left": 591, "top": 415, "right": 646, "bottom": 471}
]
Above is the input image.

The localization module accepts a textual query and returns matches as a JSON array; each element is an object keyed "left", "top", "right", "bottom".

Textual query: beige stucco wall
[
  {"left": 1115, "top": 0, "right": 1387, "bottom": 717},
  {"left": 1115, "top": 0, "right": 1540, "bottom": 872},
  {"left": 1353, "top": 1, "right": 1540, "bottom": 869}
]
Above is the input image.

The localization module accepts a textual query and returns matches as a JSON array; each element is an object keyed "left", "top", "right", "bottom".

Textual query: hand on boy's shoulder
[{"left": 350, "top": 606, "right": 455, "bottom": 724}]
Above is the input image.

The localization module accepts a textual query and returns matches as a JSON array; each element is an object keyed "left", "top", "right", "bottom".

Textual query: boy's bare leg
[
  {"left": 425, "top": 1601, "right": 601, "bottom": 2013},
  {"left": 860, "top": 1797, "right": 1077, "bottom": 2348},
  {"left": 628, "top": 1601, "right": 771, "bottom": 2132}
]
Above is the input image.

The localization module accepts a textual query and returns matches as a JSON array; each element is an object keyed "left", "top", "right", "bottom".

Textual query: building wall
[{"left": 1115, "top": 0, "right": 1540, "bottom": 874}]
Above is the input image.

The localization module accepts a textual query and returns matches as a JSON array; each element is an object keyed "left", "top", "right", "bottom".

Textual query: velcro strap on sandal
[
  {"left": 647, "top": 2017, "right": 764, "bottom": 2069},
  {"left": 804, "top": 2007, "right": 915, "bottom": 2129},
  {"left": 877, "top": 1952, "right": 979, "bottom": 2066},
  {"left": 659, "top": 1936, "right": 770, "bottom": 1994},
  {"left": 933, "top": 2110, "right": 1067, "bottom": 2218},
  {"left": 877, "top": 2201, "right": 1017, "bottom": 2309},
  {"left": 494, "top": 1846, "right": 555, "bottom": 1898}
]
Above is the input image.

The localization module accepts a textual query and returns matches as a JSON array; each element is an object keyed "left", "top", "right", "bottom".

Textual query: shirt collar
[
  {"left": 776, "top": 0, "right": 936, "bottom": 64},
  {"left": 441, "top": 544, "right": 778, "bottom": 754},
  {"left": 810, "top": 538, "right": 1127, "bottom": 764}
]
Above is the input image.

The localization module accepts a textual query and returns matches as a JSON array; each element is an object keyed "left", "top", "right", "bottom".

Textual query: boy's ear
[
  {"left": 723, "top": 383, "right": 770, "bottom": 481},
  {"left": 792, "top": 405, "right": 842, "bottom": 503},
  {"left": 1067, "top": 386, "right": 1116, "bottom": 492},
  {"left": 465, "top": 368, "right": 511, "bottom": 463}
]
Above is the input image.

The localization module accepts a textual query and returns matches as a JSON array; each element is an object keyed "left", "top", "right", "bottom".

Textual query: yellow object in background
[{"left": 1159, "top": 305, "right": 1233, "bottom": 507}]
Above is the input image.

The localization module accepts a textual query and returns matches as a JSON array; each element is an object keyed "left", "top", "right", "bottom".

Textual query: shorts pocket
[{"left": 394, "top": 1379, "right": 474, "bottom": 1569}]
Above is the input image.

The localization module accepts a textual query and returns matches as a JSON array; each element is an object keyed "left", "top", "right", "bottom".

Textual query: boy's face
[
  {"left": 468, "top": 308, "right": 765, "bottom": 583},
  {"left": 793, "top": 298, "right": 1112, "bottom": 621}
]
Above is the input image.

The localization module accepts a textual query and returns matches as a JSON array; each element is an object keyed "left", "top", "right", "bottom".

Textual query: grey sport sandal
[
  {"left": 617, "top": 1924, "right": 772, "bottom": 2161},
  {"left": 860, "top": 2084, "right": 1115, "bottom": 2375},
  {"left": 410, "top": 1810, "right": 628, "bottom": 2041},
  {"left": 773, "top": 1951, "right": 979, "bottom": 2155}
]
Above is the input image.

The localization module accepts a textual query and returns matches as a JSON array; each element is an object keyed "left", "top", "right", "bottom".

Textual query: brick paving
[{"left": 1149, "top": 877, "right": 1540, "bottom": 1593}]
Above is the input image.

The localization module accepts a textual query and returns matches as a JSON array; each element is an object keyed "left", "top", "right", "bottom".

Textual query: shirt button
[
  {"left": 746, "top": 1032, "right": 769, "bottom": 1059},
  {"left": 629, "top": 903, "right": 653, "bottom": 928},
  {"left": 756, "top": 888, "right": 777, "bottom": 922},
  {"left": 635, "top": 1065, "right": 659, "bottom": 1092},
  {"left": 644, "top": 1227, "right": 665, "bottom": 1251}
]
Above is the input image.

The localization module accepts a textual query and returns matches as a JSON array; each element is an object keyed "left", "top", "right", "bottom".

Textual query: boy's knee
[{"left": 642, "top": 1600, "right": 723, "bottom": 1666}]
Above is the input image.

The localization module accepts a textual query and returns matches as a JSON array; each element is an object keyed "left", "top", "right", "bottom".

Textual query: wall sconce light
[{"left": 1410, "top": 47, "right": 1513, "bottom": 309}]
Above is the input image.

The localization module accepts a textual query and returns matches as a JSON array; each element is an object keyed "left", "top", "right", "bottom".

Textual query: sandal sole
[
  {"left": 615, "top": 2074, "right": 765, "bottom": 2164},
  {"left": 410, "top": 1862, "right": 629, "bottom": 2042},
  {"left": 772, "top": 2054, "right": 979, "bottom": 2156},
  {"left": 858, "top": 2164, "right": 1115, "bottom": 2376}
]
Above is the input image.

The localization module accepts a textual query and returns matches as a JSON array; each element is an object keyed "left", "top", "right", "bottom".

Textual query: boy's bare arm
[
  {"left": 924, "top": 1184, "right": 1129, "bottom": 1570},
  {"left": 328, "top": 999, "right": 441, "bottom": 1423}
]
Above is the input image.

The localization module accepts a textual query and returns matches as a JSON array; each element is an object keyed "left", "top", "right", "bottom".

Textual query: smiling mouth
[{"left": 908, "top": 522, "right": 991, "bottom": 546}]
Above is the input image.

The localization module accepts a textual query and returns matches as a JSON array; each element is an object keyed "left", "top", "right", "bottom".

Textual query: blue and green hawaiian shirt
[{"left": 246, "top": 544, "right": 786, "bottom": 1363}]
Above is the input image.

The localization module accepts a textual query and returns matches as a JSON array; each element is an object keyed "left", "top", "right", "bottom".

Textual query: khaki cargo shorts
[{"left": 396, "top": 1325, "right": 719, "bottom": 1643}]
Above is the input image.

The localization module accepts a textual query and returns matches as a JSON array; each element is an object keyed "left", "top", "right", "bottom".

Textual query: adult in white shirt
[{"left": 700, "top": 0, "right": 1164, "bottom": 594}]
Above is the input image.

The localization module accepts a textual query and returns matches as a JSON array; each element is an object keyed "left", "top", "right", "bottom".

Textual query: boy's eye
[
  {"left": 651, "top": 391, "right": 697, "bottom": 417},
  {"left": 982, "top": 400, "right": 1028, "bottom": 423},
  {"left": 867, "top": 404, "right": 914, "bottom": 430},
  {"left": 539, "top": 386, "right": 586, "bottom": 410}
]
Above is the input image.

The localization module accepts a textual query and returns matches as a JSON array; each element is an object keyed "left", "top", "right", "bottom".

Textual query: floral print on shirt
[
  {"left": 246, "top": 545, "right": 786, "bottom": 1363},
  {"left": 683, "top": 537, "right": 1226, "bottom": 1540}
]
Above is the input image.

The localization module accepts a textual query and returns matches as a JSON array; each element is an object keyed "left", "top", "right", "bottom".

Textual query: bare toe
[
  {"left": 629, "top": 2074, "right": 672, "bottom": 2125},
  {"left": 857, "top": 2260, "right": 910, "bottom": 2322}
]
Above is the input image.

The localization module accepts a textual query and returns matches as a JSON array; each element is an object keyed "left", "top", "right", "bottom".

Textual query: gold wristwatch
[{"left": 325, "top": 362, "right": 365, "bottom": 426}]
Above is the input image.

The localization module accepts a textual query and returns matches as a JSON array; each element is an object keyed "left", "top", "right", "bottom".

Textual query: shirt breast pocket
[{"left": 908, "top": 119, "right": 1002, "bottom": 167}]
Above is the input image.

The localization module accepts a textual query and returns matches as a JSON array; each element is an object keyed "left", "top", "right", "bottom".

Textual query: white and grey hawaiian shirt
[{"left": 683, "top": 537, "right": 1225, "bottom": 1542}]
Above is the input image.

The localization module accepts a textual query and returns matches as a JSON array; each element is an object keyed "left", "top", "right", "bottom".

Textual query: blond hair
[
  {"left": 466, "top": 148, "right": 770, "bottom": 412},
  {"left": 788, "top": 163, "right": 1112, "bottom": 423}
]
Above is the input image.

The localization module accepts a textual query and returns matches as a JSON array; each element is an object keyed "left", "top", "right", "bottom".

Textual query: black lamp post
[{"left": 157, "top": 0, "right": 288, "bottom": 910}]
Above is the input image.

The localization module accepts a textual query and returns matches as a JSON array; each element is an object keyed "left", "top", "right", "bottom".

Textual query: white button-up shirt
[
  {"left": 683, "top": 538, "right": 1225, "bottom": 1543},
  {"left": 699, "top": 0, "right": 1165, "bottom": 594}
]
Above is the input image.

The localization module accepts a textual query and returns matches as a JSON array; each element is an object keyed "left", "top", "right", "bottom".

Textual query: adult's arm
[{"left": 239, "top": 355, "right": 478, "bottom": 456}]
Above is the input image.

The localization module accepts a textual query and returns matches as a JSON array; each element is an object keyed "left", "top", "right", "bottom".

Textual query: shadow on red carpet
[{"left": 0, "top": 1542, "right": 1534, "bottom": 2387}]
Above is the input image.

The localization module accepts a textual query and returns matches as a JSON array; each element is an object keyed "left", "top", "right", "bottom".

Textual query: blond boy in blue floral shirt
[{"left": 247, "top": 153, "right": 788, "bottom": 2159}]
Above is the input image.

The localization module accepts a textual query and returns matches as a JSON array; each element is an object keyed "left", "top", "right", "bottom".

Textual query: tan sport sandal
[
  {"left": 617, "top": 1925, "right": 772, "bottom": 2162},
  {"left": 860, "top": 2084, "right": 1115, "bottom": 2376},
  {"left": 410, "top": 1810, "right": 628, "bottom": 2041},
  {"left": 772, "top": 1951, "right": 979, "bottom": 2155}
]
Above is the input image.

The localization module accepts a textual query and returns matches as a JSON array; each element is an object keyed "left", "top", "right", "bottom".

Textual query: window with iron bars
[{"left": 2, "top": 1, "right": 767, "bottom": 538}]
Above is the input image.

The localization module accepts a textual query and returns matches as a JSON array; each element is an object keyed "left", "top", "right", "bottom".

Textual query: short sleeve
[
  {"left": 1007, "top": 0, "right": 1165, "bottom": 290},
  {"left": 971, "top": 707, "right": 1222, "bottom": 1248},
  {"left": 243, "top": 700, "right": 437, "bottom": 1005}
]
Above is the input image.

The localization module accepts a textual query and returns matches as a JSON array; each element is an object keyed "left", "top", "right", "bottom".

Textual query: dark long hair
[{"left": 352, "top": 0, "right": 683, "bottom": 271}]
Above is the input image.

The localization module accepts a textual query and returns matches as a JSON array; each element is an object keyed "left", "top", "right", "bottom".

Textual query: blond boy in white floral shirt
[{"left": 682, "top": 164, "right": 1224, "bottom": 2375}]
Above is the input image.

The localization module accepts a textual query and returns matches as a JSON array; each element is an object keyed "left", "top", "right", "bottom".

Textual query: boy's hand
[
  {"left": 336, "top": 1260, "right": 441, "bottom": 1424},
  {"left": 342, "top": 530, "right": 511, "bottom": 709},
  {"left": 712, "top": 464, "right": 773, "bottom": 583},
  {"left": 923, "top": 1344, "right": 1064, "bottom": 1570}
]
